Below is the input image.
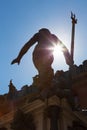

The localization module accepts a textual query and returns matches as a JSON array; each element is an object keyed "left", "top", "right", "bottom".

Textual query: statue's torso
[{"left": 34, "top": 35, "right": 54, "bottom": 54}]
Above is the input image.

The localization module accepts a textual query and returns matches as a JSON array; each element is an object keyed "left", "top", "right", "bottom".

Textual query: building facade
[{"left": 0, "top": 60, "right": 87, "bottom": 130}]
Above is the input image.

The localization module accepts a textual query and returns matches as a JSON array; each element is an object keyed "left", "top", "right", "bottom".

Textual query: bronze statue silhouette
[{"left": 11, "top": 28, "right": 72, "bottom": 88}]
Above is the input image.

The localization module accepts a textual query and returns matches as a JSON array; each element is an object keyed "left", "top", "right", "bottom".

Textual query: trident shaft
[{"left": 70, "top": 12, "right": 77, "bottom": 65}]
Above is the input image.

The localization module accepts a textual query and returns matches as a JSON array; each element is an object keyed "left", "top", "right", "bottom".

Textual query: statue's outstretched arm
[{"left": 11, "top": 33, "right": 38, "bottom": 65}]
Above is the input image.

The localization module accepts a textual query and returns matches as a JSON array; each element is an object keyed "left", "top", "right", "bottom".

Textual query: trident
[{"left": 70, "top": 12, "right": 77, "bottom": 66}]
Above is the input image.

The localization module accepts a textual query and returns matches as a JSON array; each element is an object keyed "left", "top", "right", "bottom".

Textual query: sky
[{"left": 0, "top": 0, "right": 87, "bottom": 94}]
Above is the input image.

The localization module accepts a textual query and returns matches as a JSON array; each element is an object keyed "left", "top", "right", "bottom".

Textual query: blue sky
[{"left": 0, "top": 0, "right": 87, "bottom": 94}]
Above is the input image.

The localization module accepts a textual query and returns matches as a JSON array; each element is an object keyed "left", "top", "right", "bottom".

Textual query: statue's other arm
[
  {"left": 58, "top": 40, "right": 73, "bottom": 66},
  {"left": 52, "top": 34, "right": 73, "bottom": 66},
  {"left": 11, "top": 33, "right": 38, "bottom": 65}
]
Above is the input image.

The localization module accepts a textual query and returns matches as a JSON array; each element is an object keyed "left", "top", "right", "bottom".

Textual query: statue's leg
[
  {"left": 41, "top": 67, "right": 54, "bottom": 87},
  {"left": 33, "top": 51, "right": 54, "bottom": 89}
]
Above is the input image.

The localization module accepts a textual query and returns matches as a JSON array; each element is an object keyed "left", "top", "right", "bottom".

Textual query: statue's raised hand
[{"left": 11, "top": 57, "right": 20, "bottom": 65}]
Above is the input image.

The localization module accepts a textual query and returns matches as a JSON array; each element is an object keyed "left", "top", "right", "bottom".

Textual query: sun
[{"left": 53, "top": 44, "right": 63, "bottom": 57}]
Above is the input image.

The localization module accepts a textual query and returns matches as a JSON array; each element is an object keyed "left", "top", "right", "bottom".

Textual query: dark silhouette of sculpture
[
  {"left": 7, "top": 80, "right": 18, "bottom": 100},
  {"left": 11, "top": 28, "right": 72, "bottom": 88}
]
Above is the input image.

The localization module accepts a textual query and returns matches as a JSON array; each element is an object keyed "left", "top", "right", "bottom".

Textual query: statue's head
[{"left": 39, "top": 28, "right": 51, "bottom": 36}]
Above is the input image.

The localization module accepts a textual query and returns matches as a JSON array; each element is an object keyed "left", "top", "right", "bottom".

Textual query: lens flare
[{"left": 53, "top": 44, "right": 62, "bottom": 56}]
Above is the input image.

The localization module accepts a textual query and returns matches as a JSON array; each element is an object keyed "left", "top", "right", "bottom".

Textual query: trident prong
[{"left": 71, "top": 12, "right": 77, "bottom": 24}]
